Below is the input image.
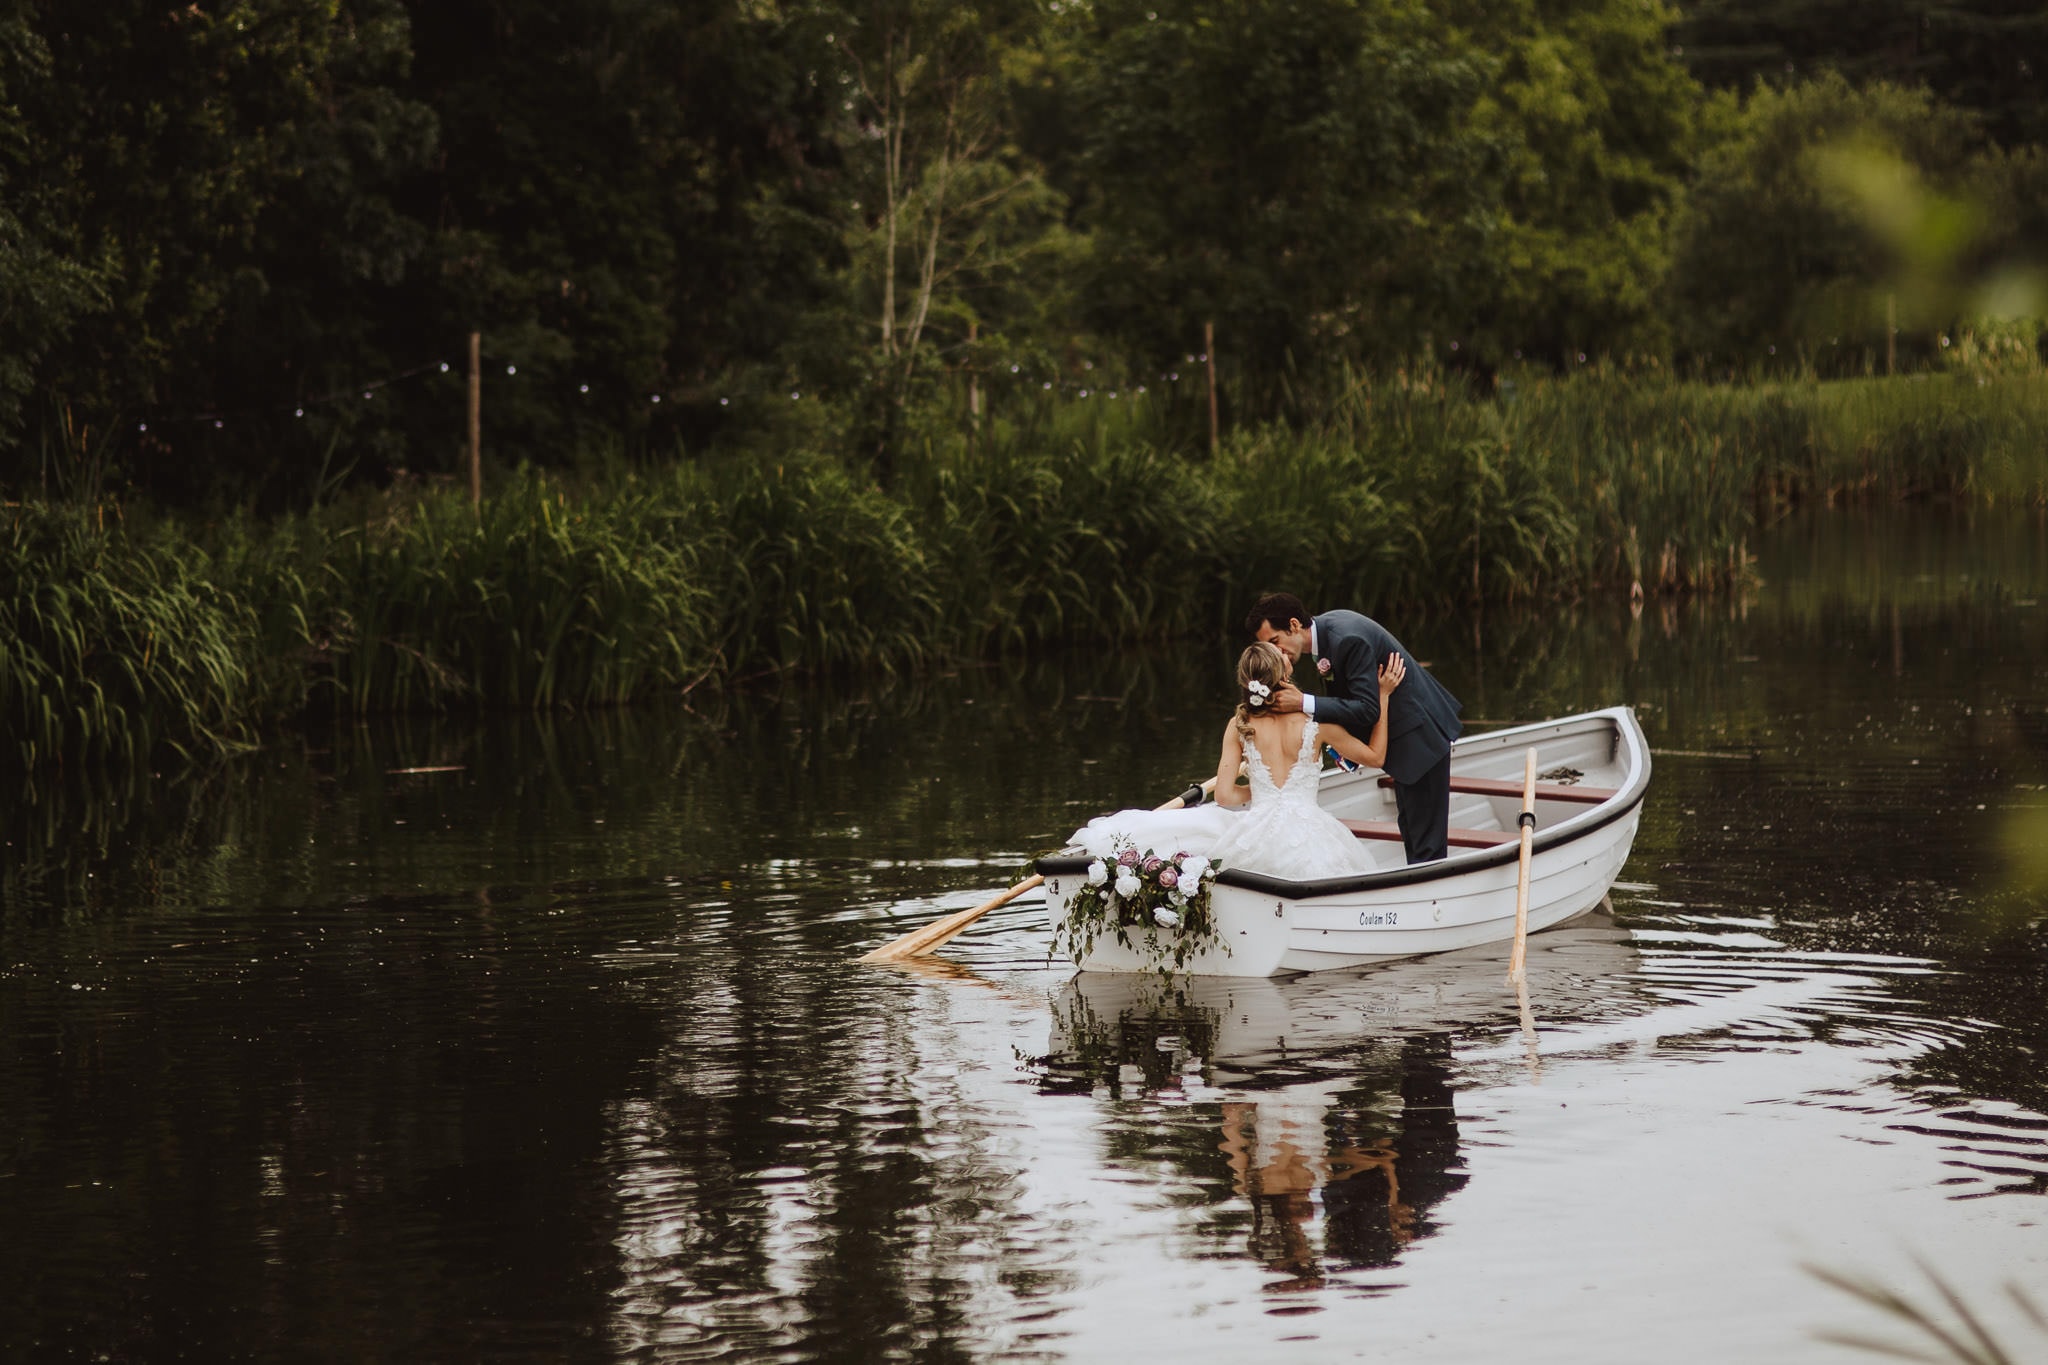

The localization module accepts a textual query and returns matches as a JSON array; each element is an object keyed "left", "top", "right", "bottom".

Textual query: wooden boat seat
[
  {"left": 1375, "top": 774, "right": 1618, "bottom": 804},
  {"left": 1340, "top": 819, "right": 1517, "bottom": 849}
]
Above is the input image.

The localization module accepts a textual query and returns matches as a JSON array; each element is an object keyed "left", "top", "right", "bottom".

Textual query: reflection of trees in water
[
  {"left": 1043, "top": 981, "right": 1467, "bottom": 1291},
  {"left": 603, "top": 962, "right": 1072, "bottom": 1360}
]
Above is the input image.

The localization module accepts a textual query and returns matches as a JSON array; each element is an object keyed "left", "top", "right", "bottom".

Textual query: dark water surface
[{"left": 4, "top": 511, "right": 2046, "bottom": 1362}]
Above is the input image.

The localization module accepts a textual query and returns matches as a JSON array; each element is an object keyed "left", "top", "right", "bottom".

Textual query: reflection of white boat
[
  {"left": 1049, "top": 915, "right": 1642, "bottom": 1084},
  {"left": 1044, "top": 934, "right": 1639, "bottom": 1284},
  {"left": 1036, "top": 707, "right": 1650, "bottom": 977}
]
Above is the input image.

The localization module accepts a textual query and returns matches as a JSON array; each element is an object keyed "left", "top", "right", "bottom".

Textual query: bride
[{"left": 1070, "top": 641, "right": 1406, "bottom": 880}]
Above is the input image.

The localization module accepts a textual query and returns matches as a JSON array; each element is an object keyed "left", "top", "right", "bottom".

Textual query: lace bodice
[{"left": 1240, "top": 718, "right": 1325, "bottom": 805}]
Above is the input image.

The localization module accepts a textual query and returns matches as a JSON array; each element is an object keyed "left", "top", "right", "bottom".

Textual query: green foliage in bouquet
[{"left": 1053, "top": 842, "right": 1226, "bottom": 975}]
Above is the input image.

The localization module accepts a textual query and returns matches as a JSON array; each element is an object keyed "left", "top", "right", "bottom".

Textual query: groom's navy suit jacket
[{"left": 1309, "top": 610, "right": 1462, "bottom": 786}]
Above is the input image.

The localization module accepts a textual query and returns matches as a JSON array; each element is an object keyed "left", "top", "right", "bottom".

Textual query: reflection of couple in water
[
  {"left": 1222, "top": 1035, "right": 1467, "bottom": 1293},
  {"left": 1048, "top": 980, "right": 1467, "bottom": 1292},
  {"left": 1072, "top": 593, "right": 1463, "bottom": 878}
]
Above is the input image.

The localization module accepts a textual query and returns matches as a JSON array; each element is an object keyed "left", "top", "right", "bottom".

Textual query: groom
[{"left": 1245, "top": 593, "right": 1462, "bottom": 864}]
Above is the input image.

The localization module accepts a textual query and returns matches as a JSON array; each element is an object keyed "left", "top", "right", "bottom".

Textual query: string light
[
  {"left": 505, "top": 364, "right": 517, "bottom": 376},
  {"left": 139, "top": 354, "right": 460, "bottom": 431}
]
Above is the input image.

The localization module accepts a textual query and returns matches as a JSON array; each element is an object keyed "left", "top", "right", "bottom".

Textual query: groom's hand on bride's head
[{"left": 1270, "top": 684, "right": 1305, "bottom": 714}]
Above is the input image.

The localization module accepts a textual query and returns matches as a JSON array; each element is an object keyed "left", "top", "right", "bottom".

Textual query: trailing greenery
[{"left": 7, "top": 368, "right": 2047, "bottom": 766}]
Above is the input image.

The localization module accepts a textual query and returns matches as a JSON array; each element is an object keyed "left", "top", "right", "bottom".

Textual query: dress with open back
[{"left": 1068, "top": 719, "right": 1375, "bottom": 881}]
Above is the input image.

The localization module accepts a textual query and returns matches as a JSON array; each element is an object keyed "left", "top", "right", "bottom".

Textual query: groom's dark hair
[{"left": 1244, "top": 593, "right": 1311, "bottom": 634}]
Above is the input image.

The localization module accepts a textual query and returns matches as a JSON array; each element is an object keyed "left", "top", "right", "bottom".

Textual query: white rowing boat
[{"left": 1035, "top": 706, "right": 1650, "bottom": 977}]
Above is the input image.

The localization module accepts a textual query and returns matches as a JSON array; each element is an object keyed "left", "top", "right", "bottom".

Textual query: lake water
[{"left": 3, "top": 510, "right": 2045, "bottom": 1362}]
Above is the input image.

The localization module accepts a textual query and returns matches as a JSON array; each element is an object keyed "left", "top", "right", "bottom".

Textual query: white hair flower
[{"left": 1246, "top": 679, "right": 1271, "bottom": 707}]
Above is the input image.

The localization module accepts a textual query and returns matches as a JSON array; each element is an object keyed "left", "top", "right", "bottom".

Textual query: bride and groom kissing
[{"left": 1073, "top": 592, "right": 1462, "bottom": 882}]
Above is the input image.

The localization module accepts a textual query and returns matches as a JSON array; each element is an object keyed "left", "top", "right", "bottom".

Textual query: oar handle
[
  {"left": 1507, "top": 747, "right": 1537, "bottom": 986},
  {"left": 1161, "top": 776, "right": 1219, "bottom": 811}
]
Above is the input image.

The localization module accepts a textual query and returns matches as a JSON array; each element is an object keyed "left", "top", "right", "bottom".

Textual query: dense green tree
[
  {"left": 395, "top": 0, "right": 846, "bottom": 469},
  {"left": 827, "top": 0, "right": 1074, "bottom": 475},
  {"left": 1667, "top": 76, "right": 1986, "bottom": 370},
  {"left": 1463, "top": 0, "right": 1701, "bottom": 367},
  {"left": 14, "top": 0, "right": 435, "bottom": 502},
  {"left": 0, "top": 18, "right": 101, "bottom": 475},
  {"left": 1055, "top": 0, "right": 1500, "bottom": 407},
  {"left": 1674, "top": 0, "right": 2048, "bottom": 148}
]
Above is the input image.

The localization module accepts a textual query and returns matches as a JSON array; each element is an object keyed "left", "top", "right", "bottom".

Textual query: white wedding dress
[{"left": 1070, "top": 720, "right": 1375, "bottom": 881}]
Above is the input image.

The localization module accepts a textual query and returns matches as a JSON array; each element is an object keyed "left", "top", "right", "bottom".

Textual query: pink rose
[
  {"left": 1316, "top": 657, "right": 1333, "bottom": 676},
  {"left": 1117, "top": 848, "right": 1141, "bottom": 868},
  {"left": 1158, "top": 867, "right": 1180, "bottom": 889}
]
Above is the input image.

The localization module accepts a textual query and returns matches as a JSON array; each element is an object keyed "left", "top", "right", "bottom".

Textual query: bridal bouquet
[{"left": 1054, "top": 842, "right": 1223, "bottom": 972}]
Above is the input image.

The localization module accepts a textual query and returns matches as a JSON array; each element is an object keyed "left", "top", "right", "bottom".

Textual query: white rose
[
  {"left": 1180, "top": 856, "right": 1210, "bottom": 883},
  {"left": 1152, "top": 908, "right": 1181, "bottom": 929},
  {"left": 1114, "top": 872, "right": 1142, "bottom": 899},
  {"left": 1086, "top": 860, "right": 1107, "bottom": 886}
]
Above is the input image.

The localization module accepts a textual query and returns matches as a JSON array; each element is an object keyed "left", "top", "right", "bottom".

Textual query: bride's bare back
[
  {"left": 1241, "top": 713, "right": 1316, "bottom": 790},
  {"left": 1213, "top": 654, "right": 1405, "bottom": 809}
]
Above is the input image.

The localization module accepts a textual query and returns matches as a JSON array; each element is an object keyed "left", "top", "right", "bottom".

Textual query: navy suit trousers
[{"left": 1393, "top": 751, "right": 1453, "bottom": 864}]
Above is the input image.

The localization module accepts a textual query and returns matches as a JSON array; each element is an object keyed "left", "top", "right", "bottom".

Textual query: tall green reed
[
  {"left": 6, "top": 368, "right": 2045, "bottom": 767},
  {"left": 0, "top": 503, "right": 262, "bottom": 767}
]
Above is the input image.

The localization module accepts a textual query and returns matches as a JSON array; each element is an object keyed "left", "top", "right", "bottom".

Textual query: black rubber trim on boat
[
  {"left": 1201, "top": 789, "right": 1648, "bottom": 895},
  {"left": 1518, "top": 810, "right": 1537, "bottom": 829},
  {"left": 1036, "top": 717, "right": 1653, "bottom": 896}
]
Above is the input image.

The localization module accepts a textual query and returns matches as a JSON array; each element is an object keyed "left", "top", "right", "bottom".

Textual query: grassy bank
[{"left": 6, "top": 370, "right": 2046, "bottom": 767}]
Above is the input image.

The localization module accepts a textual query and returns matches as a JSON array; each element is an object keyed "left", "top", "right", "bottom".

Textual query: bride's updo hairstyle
[{"left": 1234, "top": 641, "right": 1291, "bottom": 747}]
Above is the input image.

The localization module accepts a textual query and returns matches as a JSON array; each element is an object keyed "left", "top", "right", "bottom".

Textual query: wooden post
[
  {"left": 966, "top": 320, "right": 981, "bottom": 422},
  {"left": 1204, "top": 320, "right": 1218, "bottom": 455},
  {"left": 467, "top": 331, "right": 482, "bottom": 509}
]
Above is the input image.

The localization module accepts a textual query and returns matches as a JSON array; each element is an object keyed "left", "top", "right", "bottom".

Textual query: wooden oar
[
  {"left": 857, "top": 776, "right": 1218, "bottom": 964},
  {"left": 1507, "top": 747, "right": 1538, "bottom": 986}
]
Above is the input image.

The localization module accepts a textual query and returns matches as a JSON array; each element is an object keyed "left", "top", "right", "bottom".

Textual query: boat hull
[{"left": 1039, "top": 707, "right": 1650, "bottom": 978}]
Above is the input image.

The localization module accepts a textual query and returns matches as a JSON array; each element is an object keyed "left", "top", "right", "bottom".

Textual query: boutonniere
[{"left": 1315, "top": 657, "right": 1332, "bottom": 677}]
